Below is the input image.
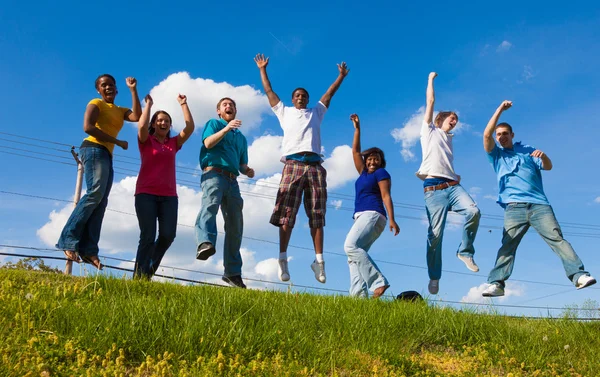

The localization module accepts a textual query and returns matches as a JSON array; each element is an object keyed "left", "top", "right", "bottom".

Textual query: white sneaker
[
  {"left": 310, "top": 261, "right": 326, "bottom": 284},
  {"left": 428, "top": 279, "right": 439, "bottom": 295},
  {"left": 576, "top": 275, "right": 597, "bottom": 290},
  {"left": 278, "top": 259, "right": 290, "bottom": 282},
  {"left": 482, "top": 284, "right": 505, "bottom": 297},
  {"left": 457, "top": 254, "right": 479, "bottom": 272}
]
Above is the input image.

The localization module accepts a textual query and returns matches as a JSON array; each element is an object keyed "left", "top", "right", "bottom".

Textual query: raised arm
[
  {"left": 138, "top": 94, "right": 153, "bottom": 144},
  {"left": 83, "top": 104, "right": 128, "bottom": 150},
  {"left": 176, "top": 94, "right": 195, "bottom": 148},
  {"left": 378, "top": 179, "right": 400, "bottom": 236},
  {"left": 484, "top": 100, "right": 512, "bottom": 153},
  {"left": 531, "top": 150, "right": 553, "bottom": 170},
  {"left": 124, "top": 77, "right": 142, "bottom": 122},
  {"left": 350, "top": 114, "right": 365, "bottom": 174},
  {"left": 255, "top": 54, "right": 281, "bottom": 107},
  {"left": 320, "top": 62, "right": 350, "bottom": 108},
  {"left": 424, "top": 72, "right": 437, "bottom": 125}
]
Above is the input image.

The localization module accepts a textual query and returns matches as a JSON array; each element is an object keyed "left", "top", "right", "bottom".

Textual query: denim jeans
[
  {"left": 195, "top": 170, "right": 243, "bottom": 277},
  {"left": 487, "top": 203, "right": 588, "bottom": 288},
  {"left": 424, "top": 184, "right": 480, "bottom": 280},
  {"left": 56, "top": 146, "right": 113, "bottom": 257},
  {"left": 344, "top": 211, "right": 388, "bottom": 297},
  {"left": 134, "top": 194, "right": 178, "bottom": 278}
]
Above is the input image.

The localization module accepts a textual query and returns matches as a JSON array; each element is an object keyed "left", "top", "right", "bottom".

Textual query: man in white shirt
[
  {"left": 254, "top": 53, "right": 349, "bottom": 284},
  {"left": 418, "top": 72, "right": 481, "bottom": 295}
]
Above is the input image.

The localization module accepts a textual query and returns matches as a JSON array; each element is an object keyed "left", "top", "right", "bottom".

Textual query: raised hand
[
  {"left": 499, "top": 100, "right": 512, "bottom": 111},
  {"left": 177, "top": 94, "right": 187, "bottom": 105},
  {"left": 226, "top": 119, "right": 242, "bottom": 131},
  {"left": 338, "top": 62, "right": 349, "bottom": 77},
  {"left": 350, "top": 114, "right": 360, "bottom": 129},
  {"left": 126, "top": 77, "right": 137, "bottom": 89},
  {"left": 117, "top": 140, "right": 129, "bottom": 150},
  {"left": 144, "top": 94, "right": 153, "bottom": 106},
  {"left": 254, "top": 53, "right": 269, "bottom": 69},
  {"left": 429, "top": 72, "right": 438, "bottom": 80},
  {"left": 530, "top": 150, "right": 546, "bottom": 158}
]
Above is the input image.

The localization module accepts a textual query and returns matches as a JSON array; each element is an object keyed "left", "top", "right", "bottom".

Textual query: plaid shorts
[{"left": 270, "top": 160, "right": 327, "bottom": 228}]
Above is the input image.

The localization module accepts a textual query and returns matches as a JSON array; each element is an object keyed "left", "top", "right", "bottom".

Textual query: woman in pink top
[{"left": 134, "top": 94, "right": 195, "bottom": 278}]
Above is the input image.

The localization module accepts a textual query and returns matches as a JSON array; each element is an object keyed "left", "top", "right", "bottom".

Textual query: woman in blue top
[{"left": 344, "top": 114, "right": 400, "bottom": 298}]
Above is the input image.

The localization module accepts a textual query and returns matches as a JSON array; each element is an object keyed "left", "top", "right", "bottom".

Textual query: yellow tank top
[{"left": 83, "top": 98, "right": 129, "bottom": 154}]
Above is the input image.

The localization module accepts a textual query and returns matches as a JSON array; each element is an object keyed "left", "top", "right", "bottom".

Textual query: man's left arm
[
  {"left": 319, "top": 62, "right": 349, "bottom": 108},
  {"left": 239, "top": 138, "right": 255, "bottom": 178},
  {"left": 531, "top": 149, "right": 553, "bottom": 170}
]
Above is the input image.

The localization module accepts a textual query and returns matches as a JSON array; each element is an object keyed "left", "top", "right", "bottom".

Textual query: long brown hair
[{"left": 149, "top": 110, "right": 172, "bottom": 138}]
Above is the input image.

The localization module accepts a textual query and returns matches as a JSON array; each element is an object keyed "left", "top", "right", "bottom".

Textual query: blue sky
[{"left": 1, "top": 1, "right": 600, "bottom": 317}]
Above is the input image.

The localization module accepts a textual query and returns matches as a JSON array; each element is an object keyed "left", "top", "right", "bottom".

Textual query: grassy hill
[{"left": 0, "top": 267, "right": 598, "bottom": 376}]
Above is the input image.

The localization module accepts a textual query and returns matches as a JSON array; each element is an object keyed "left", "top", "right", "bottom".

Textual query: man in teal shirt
[
  {"left": 195, "top": 97, "right": 255, "bottom": 289},
  {"left": 481, "top": 100, "right": 595, "bottom": 297}
]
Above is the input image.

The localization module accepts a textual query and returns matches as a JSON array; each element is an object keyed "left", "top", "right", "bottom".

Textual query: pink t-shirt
[{"left": 135, "top": 135, "right": 181, "bottom": 197}]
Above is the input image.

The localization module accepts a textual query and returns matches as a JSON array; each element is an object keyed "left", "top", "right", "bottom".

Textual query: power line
[
  {"left": 1, "top": 190, "right": 600, "bottom": 289},
  {"left": 6, "top": 140, "right": 600, "bottom": 233},
  {"left": 1, "top": 249, "right": 598, "bottom": 318},
  {"left": 0, "top": 131, "right": 74, "bottom": 148}
]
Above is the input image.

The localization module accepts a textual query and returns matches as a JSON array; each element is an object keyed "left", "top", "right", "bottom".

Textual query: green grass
[{"left": 1, "top": 268, "right": 598, "bottom": 376}]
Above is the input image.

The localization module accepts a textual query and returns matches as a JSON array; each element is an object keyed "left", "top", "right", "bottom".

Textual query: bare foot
[
  {"left": 81, "top": 255, "right": 103, "bottom": 270},
  {"left": 373, "top": 285, "right": 390, "bottom": 299},
  {"left": 63, "top": 250, "right": 81, "bottom": 263}
]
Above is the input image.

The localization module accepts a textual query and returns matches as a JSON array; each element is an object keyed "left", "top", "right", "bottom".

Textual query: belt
[
  {"left": 424, "top": 180, "right": 459, "bottom": 193},
  {"left": 203, "top": 166, "right": 236, "bottom": 180}
]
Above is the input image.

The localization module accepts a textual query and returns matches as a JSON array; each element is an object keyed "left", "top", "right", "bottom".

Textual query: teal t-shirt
[{"left": 200, "top": 118, "right": 248, "bottom": 176}]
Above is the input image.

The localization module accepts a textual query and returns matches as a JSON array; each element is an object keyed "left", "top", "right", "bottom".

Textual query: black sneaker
[
  {"left": 222, "top": 275, "right": 247, "bottom": 289},
  {"left": 196, "top": 242, "right": 216, "bottom": 261}
]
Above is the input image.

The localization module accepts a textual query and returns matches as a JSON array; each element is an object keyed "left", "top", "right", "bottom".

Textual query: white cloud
[
  {"left": 484, "top": 194, "right": 497, "bottom": 201},
  {"left": 468, "top": 186, "right": 482, "bottom": 201},
  {"left": 390, "top": 107, "right": 469, "bottom": 162},
  {"left": 330, "top": 200, "right": 343, "bottom": 210},
  {"left": 517, "top": 65, "right": 535, "bottom": 84},
  {"left": 322, "top": 145, "right": 358, "bottom": 189},
  {"left": 146, "top": 72, "right": 271, "bottom": 133},
  {"left": 461, "top": 282, "right": 525, "bottom": 304},
  {"left": 390, "top": 107, "right": 425, "bottom": 162},
  {"left": 496, "top": 40, "right": 512, "bottom": 52},
  {"left": 36, "top": 172, "right": 286, "bottom": 289},
  {"left": 595, "top": 197, "right": 600, "bottom": 204},
  {"left": 247, "top": 134, "right": 284, "bottom": 177}
]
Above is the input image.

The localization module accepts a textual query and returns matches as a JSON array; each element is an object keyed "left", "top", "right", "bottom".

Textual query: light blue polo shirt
[
  {"left": 200, "top": 118, "right": 248, "bottom": 176},
  {"left": 487, "top": 142, "right": 550, "bottom": 208}
]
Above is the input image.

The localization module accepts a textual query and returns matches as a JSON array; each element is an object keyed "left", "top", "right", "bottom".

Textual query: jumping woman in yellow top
[{"left": 57, "top": 74, "right": 141, "bottom": 269}]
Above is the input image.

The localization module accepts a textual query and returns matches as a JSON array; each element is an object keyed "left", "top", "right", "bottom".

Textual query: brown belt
[
  {"left": 424, "top": 180, "right": 459, "bottom": 193},
  {"left": 203, "top": 166, "right": 236, "bottom": 180}
]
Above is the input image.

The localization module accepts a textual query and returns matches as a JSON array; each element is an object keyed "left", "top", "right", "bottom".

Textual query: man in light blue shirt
[
  {"left": 481, "top": 100, "right": 595, "bottom": 297},
  {"left": 195, "top": 97, "right": 255, "bottom": 289}
]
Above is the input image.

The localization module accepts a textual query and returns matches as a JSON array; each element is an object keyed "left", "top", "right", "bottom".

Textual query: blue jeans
[
  {"left": 424, "top": 184, "right": 480, "bottom": 280},
  {"left": 56, "top": 146, "right": 113, "bottom": 257},
  {"left": 134, "top": 194, "right": 178, "bottom": 278},
  {"left": 344, "top": 211, "right": 388, "bottom": 297},
  {"left": 195, "top": 170, "right": 243, "bottom": 277},
  {"left": 488, "top": 203, "right": 588, "bottom": 288}
]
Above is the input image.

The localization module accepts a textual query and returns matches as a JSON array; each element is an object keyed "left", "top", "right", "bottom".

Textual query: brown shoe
[{"left": 373, "top": 285, "right": 390, "bottom": 299}]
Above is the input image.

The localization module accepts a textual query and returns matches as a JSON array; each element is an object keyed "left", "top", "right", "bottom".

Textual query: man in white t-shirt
[
  {"left": 254, "top": 53, "right": 349, "bottom": 284},
  {"left": 417, "top": 72, "right": 481, "bottom": 295}
]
